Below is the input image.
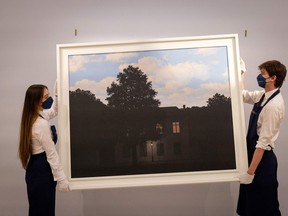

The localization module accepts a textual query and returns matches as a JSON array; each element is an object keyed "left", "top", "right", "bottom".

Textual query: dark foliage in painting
[{"left": 106, "top": 65, "right": 160, "bottom": 110}]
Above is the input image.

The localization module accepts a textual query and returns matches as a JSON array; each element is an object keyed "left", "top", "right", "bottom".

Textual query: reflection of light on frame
[{"left": 57, "top": 34, "right": 248, "bottom": 190}]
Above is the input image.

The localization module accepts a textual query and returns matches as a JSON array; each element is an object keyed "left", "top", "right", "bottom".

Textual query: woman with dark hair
[
  {"left": 237, "top": 59, "right": 287, "bottom": 216},
  {"left": 18, "top": 82, "right": 70, "bottom": 216}
]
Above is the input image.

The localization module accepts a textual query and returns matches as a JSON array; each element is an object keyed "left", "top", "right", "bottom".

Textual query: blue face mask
[
  {"left": 257, "top": 74, "right": 268, "bottom": 88},
  {"left": 42, "top": 96, "right": 53, "bottom": 109}
]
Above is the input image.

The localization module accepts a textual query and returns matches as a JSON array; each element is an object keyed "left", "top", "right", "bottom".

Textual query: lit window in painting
[
  {"left": 156, "top": 123, "right": 163, "bottom": 135},
  {"left": 172, "top": 122, "right": 180, "bottom": 134}
]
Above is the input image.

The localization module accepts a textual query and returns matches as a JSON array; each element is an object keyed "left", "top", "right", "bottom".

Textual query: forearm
[
  {"left": 44, "top": 82, "right": 58, "bottom": 119},
  {"left": 241, "top": 72, "right": 245, "bottom": 90},
  {"left": 247, "top": 148, "right": 265, "bottom": 175},
  {"left": 51, "top": 94, "right": 58, "bottom": 117},
  {"left": 240, "top": 58, "right": 246, "bottom": 90}
]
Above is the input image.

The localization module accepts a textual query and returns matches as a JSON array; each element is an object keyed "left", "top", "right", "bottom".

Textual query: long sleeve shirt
[
  {"left": 242, "top": 88, "right": 285, "bottom": 150},
  {"left": 31, "top": 95, "right": 66, "bottom": 181}
]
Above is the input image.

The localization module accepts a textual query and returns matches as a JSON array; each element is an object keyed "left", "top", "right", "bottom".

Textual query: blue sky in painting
[{"left": 69, "top": 46, "right": 230, "bottom": 108}]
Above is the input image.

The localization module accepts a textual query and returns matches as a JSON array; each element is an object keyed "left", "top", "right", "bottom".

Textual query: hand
[
  {"left": 240, "top": 58, "right": 246, "bottom": 73},
  {"left": 54, "top": 80, "right": 58, "bottom": 97},
  {"left": 58, "top": 179, "right": 71, "bottom": 192},
  {"left": 239, "top": 172, "right": 254, "bottom": 184}
]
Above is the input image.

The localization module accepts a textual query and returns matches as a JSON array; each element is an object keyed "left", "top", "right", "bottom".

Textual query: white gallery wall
[{"left": 1, "top": 0, "right": 288, "bottom": 215}]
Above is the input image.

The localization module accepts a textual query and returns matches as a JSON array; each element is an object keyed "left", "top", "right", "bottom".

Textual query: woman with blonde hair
[{"left": 19, "top": 82, "right": 70, "bottom": 216}]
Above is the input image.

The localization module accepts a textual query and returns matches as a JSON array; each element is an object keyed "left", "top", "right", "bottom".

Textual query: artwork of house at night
[
  {"left": 57, "top": 35, "right": 248, "bottom": 189},
  {"left": 69, "top": 60, "right": 236, "bottom": 178}
]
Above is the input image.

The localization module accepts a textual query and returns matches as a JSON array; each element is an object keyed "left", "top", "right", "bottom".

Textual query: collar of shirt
[{"left": 262, "top": 88, "right": 279, "bottom": 105}]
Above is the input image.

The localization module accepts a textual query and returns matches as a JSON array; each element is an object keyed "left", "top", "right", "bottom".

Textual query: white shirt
[
  {"left": 31, "top": 96, "right": 66, "bottom": 181},
  {"left": 242, "top": 88, "right": 285, "bottom": 150}
]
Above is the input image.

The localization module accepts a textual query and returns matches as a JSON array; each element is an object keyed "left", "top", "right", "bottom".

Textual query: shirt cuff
[{"left": 255, "top": 142, "right": 272, "bottom": 150}]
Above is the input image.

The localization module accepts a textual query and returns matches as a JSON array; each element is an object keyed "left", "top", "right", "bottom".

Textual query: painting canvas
[{"left": 57, "top": 34, "right": 248, "bottom": 190}]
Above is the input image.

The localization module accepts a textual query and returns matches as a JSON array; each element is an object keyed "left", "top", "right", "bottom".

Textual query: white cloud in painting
[
  {"left": 69, "top": 56, "right": 89, "bottom": 73},
  {"left": 156, "top": 86, "right": 200, "bottom": 107},
  {"left": 223, "top": 68, "right": 229, "bottom": 79},
  {"left": 119, "top": 56, "right": 209, "bottom": 88},
  {"left": 159, "top": 82, "right": 230, "bottom": 108},
  {"left": 117, "top": 56, "right": 217, "bottom": 107},
  {"left": 70, "top": 77, "right": 115, "bottom": 104},
  {"left": 159, "top": 61, "right": 209, "bottom": 83},
  {"left": 119, "top": 57, "right": 209, "bottom": 98},
  {"left": 69, "top": 55, "right": 103, "bottom": 73},
  {"left": 119, "top": 56, "right": 163, "bottom": 77},
  {"left": 196, "top": 48, "right": 218, "bottom": 56},
  {"left": 106, "top": 52, "right": 138, "bottom": 62},
  {"left": 200, "top": 82, "right": 230, "bottom": 93}
]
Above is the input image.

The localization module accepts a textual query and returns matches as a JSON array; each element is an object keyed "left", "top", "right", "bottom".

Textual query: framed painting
[{"left": 57, "top": 34, "right": 248, "bottom": 190}]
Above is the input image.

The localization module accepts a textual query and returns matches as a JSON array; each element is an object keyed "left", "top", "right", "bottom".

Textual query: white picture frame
[{"left": 57, "top": 34, "right": 248, "bottom": 190}]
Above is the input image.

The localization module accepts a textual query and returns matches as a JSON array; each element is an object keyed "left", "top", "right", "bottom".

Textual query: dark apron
[
  {"left": 26, "top": 152, "right": 57, "bottom": 216},
  {"left": 237, "top": 90, "right": 281, "bottom": 216},
  {"left": 25, "top": 116, "right": 58, "bottom": 216}
]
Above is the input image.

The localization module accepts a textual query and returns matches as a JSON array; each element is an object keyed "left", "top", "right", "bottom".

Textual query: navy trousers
[
  {"left": 237, "top": 90, "right": 281, "bottom": 216},
  {"left": 237, "top": 150, "right": 281, "bottom": 216},
  {"left": 25, "top": 152, "right": 57, "bottom": 216}
]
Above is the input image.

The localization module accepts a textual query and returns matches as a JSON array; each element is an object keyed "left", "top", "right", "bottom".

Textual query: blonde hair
[{"left": 18, "top": 84, "right": 47, "bottom": 169}]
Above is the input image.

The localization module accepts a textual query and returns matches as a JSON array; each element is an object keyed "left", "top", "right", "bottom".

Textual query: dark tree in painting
[
  {"left": 69, "top": 89, "right": 110, "bottom": 177},
  {"left": 206, "top": 93, "right": 231, "bottom": 108},
  {"left": 106, "top": 65, "right": 162, "bottom": 166},
  {"left": 106, "top": 65, "right": 160, "bottom": 110},
  {"left": 196, "top": 93, "right": 235, "bottom": 170}
]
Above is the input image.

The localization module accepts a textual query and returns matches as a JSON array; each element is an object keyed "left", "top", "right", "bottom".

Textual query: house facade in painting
[
  {"left": 114, "top": 106, "right": 192, "bottom": 165},
  {"left": 70, "top": 90, "right": 236, "bottom": 178}
]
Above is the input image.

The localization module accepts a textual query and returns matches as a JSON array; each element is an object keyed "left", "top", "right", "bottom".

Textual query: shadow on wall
[{"left": 81, "top": 182, "right": 235, "bottom": 216}]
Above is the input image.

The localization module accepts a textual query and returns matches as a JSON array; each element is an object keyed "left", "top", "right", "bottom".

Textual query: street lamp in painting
[{"left": 150, "top": 142, "right": 154, "bottom": 162}]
